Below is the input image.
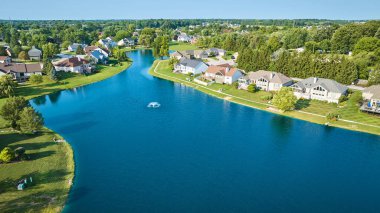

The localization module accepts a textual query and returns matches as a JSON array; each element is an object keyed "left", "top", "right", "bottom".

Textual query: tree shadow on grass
[
  {"left": 295, "top": 99, "right": 311, "bottom": 110},
  {"left": 27, "top": 150, "right": 56, "bottom": 161}
]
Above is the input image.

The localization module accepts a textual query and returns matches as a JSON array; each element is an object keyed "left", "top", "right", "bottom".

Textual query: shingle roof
[
  {"left": 363, "top": 85, "right": 380, "bottom": 99},
  {"left": 205, "top": 64, "right": 241, "bottom": 77},
  {"left": 53, "top": 57, "right": 89, "bottom": 68},
  {"left": 28, "top": 46, "right": 42, "bottom": 57},
  {"left": 244, "top": 70, "right": 292, "bottom": 84},
  {"left": 177, "top": 58, "right": 205, "bottom": 69},
  {"left": 0, "top": 63, "right": 42, "bottom": 73},
  {"left": 295, "top": 77, "right": 348, "bottom": 93}
]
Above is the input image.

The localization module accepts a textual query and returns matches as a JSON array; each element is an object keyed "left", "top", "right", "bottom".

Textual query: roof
[
  {"left": 363, "top": 85, "right": 380, "bottom": 99},
  {"left": 69, "top": 43, "right": 86, "bottom": 49},
  {"left": 177, "top": 58, "right": 205, "bottom": 69},
  {"left": 28, "top": 46, "right": 42, "bottom": 57},
  {"left": 294, "top": 77, "right": 348, "bottom": 93},
  {"left": 90, "top": 50, "right": 108, "bottom": 60},
  {"left": 0, "top": 63, "right": 42, "bottom": 73},
  {"left": 205, "top": 64, "right": 241, "bottom": 77},
  {"left": 0, "top": 56, "right": 10, "bottom": 61},
  {"left": 206, "top": 48, "right": 226, "bottom": 54},
  {"left": 53, "top": 57, "right": 89, "bottom": 68},
  {"left": 84, "top": 46, "right": 99, "bottom": 54},
  {"left": 244, "top": 70, "right": 292, "bottom": 84}
]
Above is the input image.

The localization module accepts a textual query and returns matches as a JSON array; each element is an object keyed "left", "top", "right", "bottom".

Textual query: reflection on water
[
  {"left": 48, "top": 91, "right": 62, "bottom": 104},
  {"left": 33, "top": 95, "right": 47, "bottom": 106}
]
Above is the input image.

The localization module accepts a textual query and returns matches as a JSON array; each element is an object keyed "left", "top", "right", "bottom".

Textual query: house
[
  {"left": 174, "top": 58, "right": 208, "bottom": 75},
  {"left": 177, "top": 33, "right": 191, "bottom": 42},
  {"left": 117, "top": 38, "right": 135, "bottom": 47},
  {"left": 0, "top": 63, "right": 42, "bottom": 82},
  {"left": 361, "top": 85, "right": 380, "bottom": 113},
  {"left": 291, "top": 77, "right": 348, "bottom": 103},
  {"left": 204, "top": 64, "right": 243, "bottom": 84},
  {"left": 89, "top": 50, "right": 108, "bottom": 64},
  {"left": 238, "top": 70, "right": 293, "bottom": 91},
  {"left": 84, "top": 46, "right": 99, "bottom": 55},
  {"left": 68, "top": 43, "right": 87, "bottom": 52},
  {"left": 53, "top": 57, "right": 91, "bottom": 74},
  {"left": 98, "top": 37, "right": 117, "bottom": 50},
  {"left": 0, "top": 56, "right": 12, "bottom": 64},
  {"left": 28, "top": 46, "right": 42, "bottom": 61},
  {"left": 170, "top": 50, "right": 208, "bottom": 60},
  {"left": 205, "top": 48, "right": 226, "bottom": 57}
]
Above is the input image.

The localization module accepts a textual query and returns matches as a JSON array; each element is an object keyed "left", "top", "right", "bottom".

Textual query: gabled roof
[
  {"left": 244, "top": 70, "right": 292, "bottom": 84},
  {"left": 177, "top": 58, "right": 205, "bottom": 69},
  {"left": 363, "top": 85, "right": 380, "bottom": 99},
  {"left": 90, "top": 50, "right": 108, "bottom": 60},
  {"left": 294, "top": 77, "right": 348, "bottom": 93},
  {"left": 0, "top": 63, "right": 42, "bottom": 73},
  {"left": 206, "top": 64, "right": 241, "bottom": 77},
  {"left": 53, "top": 57, "right": 89, "bottom": 68}
]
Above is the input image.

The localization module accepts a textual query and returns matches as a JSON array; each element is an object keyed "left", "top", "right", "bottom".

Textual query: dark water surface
[{"left": 32, "top": 50, "right": 380, "bottom": 213}]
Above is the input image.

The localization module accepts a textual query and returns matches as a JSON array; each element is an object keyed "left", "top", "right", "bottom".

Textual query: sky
[{"left": 1, "top": 0, "right": 380, "bottom": 20}]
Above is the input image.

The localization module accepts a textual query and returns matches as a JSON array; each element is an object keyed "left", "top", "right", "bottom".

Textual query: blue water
[{"left": 32, "top": 50, "right": 380, "bottom": 213}]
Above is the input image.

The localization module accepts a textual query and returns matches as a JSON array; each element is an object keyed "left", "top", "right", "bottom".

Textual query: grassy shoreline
[
  {"left": 149, "top": 59, "right": 380, "bottom": 136},
  {"left": 0, "top": 60, "right": 132, "bottom": 212}
]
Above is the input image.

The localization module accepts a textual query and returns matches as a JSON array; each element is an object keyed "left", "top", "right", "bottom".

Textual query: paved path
[{"left": 153, "top": 61, "right": 380, "bottom": 129}]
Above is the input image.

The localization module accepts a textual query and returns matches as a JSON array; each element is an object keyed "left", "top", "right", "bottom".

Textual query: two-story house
[
  {"left": 204, "top": 64, "right": 243, "bottom": 85},
  {"left": 238, "top": 70, "right": 293, "bottom": 91},
  {"left": 174, "top": 58, "right": 208, "bottom": 75}
]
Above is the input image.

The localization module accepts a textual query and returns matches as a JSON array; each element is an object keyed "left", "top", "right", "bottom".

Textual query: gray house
[
  {"left": 291, "top": 77, "right": 348, "bottom": 103},
  {"left": 28, "top": 46, "right": 42, "bottom": 61}
]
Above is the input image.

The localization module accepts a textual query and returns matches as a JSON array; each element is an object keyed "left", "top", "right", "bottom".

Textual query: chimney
[
  {"left": 271, "top": 72, "right": 275, "bottom": 79},
  {"left": 226, "top": 67, "right": 230, "bottom": 73},
  {"left": 313, "top": 77, "right": 318, "bottom": 83}
]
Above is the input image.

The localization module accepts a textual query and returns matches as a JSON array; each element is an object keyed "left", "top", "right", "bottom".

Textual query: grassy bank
[
  {"left": 169, "top": 42, "right": 198, "bottom": 51},
  {"left": 0, "top": 60, "right": 132, "bottom": 212},
  {"left": 149, "top": 60, "right": 380, "bottom": 136}
]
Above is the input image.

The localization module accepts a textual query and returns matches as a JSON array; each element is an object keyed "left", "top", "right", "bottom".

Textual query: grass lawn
[
  {"left": 0, "top": 130, "right": 74, "bottom": 212},
  {"left": 169, "top": 41, "right": 198, "bottom": 51},
  {"left": 150, "top": 60, "right": 380, "bottom": 135},
  {"left": 0, "top": 59, "right": 131, "bottom": 211}
]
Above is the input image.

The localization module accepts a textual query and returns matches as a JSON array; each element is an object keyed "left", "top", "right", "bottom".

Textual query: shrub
[
  {"left": 338, "top": 95, "right": 348, "bottom": 103},
  {"left": 29, "top": 74, "right": 43, "bottom": 85},
  {"left": 326, "top": 112, "right": 340, "bottom": 121},
  {"left": 0, "top": 147, "right": 15, "bottom": 163},
  {"left": 247, "top": 84, "right": 257, "bottom": 93},
  {"left": 261, "top": 94, "right": 273, "bottom": 101},
  {"left": 14, "top": 147, "right": 27, "bottom": 160},
  {"left": 272, "top": 87, "right": 298, "bottom": 111}
]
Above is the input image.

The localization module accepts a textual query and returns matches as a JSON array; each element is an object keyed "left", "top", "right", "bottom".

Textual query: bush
[
  {"left": 29, "top": 74, "right": 43, "bottom": 84},
  {"left": 0, "top": 147, "right": 15, "bottom": 163},
  {"left": 338, "top": 95, "right": 348, "bottom": 103},
  {"left": 232, "top": 82, "right": 239, "bottom": 89},
  {"left": 261, "top": 94, "right": 273, "bottom": 101},
  {"left": 326, "top": 112, "right": 340, "bottom": 121},
  {"left": 272, "top": 87, "right": 298, "bottom": 111},
  {"left": 247, "top": 84, "right": 257, "bottom": 93}
]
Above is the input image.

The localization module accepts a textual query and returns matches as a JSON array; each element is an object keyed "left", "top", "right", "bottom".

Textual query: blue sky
[{"left": 1, "top": 0, "right": 380, "bottom": 20}]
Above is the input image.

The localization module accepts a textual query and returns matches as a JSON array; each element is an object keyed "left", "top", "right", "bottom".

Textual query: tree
[
  {"left": 169, "top": 57, "right": 179, "bottom": 69},
  {"left": 29, "top": 74, "right": 43, "bottom": 84},
  {"left": 18, "top": 51, "right": 29, "bottom": 60},
  {"left": 114, "top": 48, "right": 129, "bottom": 61},
  {"left": 0, "top": 147, "right": 15, "bottom": 163},
  {"left": 0, "top": 75, "right": 17, "bottom": 97},
  {"left": 353, "top": 37, "right": 380, "bottom": 55},
  {"left": 247, "top": 84, "right": 257, "bottom": 93},
  {"left": 267, "top": 36, "right": 281, "bottom": 52},
  {"left": 76, "top": 45, "right": 85, "bottom": 55},
  {"left": 282, "top": 28, "right": 308, "bottom": 49},
  {"left": 42, "top": 42, "right": 59, "bottom": 59},
  {"left": 17, "top": 107, "right": 44, "bottom": 133},
  {"left": 272, "top": 87, "right": 297, "bottom": 111},
  {"left": 305, "top": 41, "right": 320, "bottom": 53},
  {"left": 368, "top": 65, "right": 380, "bottom": 85},
  {"left": 62, "top": 41, "right": 71, "bottom": 49},
  {"left": 0, "top": 97, "right": 30, "bottom": 129}
]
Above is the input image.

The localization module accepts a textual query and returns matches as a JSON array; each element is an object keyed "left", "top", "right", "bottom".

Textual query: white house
[
  {"left": 89, "top": 50, "right": 108, "bottom": 64},
  {"left": 53, "top": 57, "right": 91, "bottom": 74},
  {"left": 170, "top": 50, "right": 209, "bottom": 60},
  {"left": 174, "top": 58, "right": 208, "bottom": 75},
  {"left": 68, "top": 43, "right": 87, "bottom": 52},
  {"left": 98, "top": 37, "right": 117, "bottom": 50},
  {"left": 291, "top": 77, "right": 348, "bottom": 103},
  {"left": 204, "top": 64, "right": 243, "bottom": 85},
  {"left": 177, "top": 33, "right": 191, "bottom": 42},
  {"left": 238, "top": 70, "right": 293, "bottom": 91},
  {"left": 117, "top": 38, "right": 135, "bottom": 47},
  {"left": 205, "top": 48, "right": 226, "bottom": 57},
  {"left": 361, "top": 85, "right": 380, "bottom": 112},
  {"left": 28, "top": 46, "right": 42, "bottom": 61}
]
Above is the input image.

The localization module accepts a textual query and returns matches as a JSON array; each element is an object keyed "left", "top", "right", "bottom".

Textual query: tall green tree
[
  {"left": 17, "top": 107, "right": 44, "bottom": 133},
  {"left": 272, "top": 87, "right": 297, "bottom": 111},
  {"left": 0, "top": 75, "right": 17, "bottom": 97},
  {"left": 0, "top": 97, "right": 30, "bottom": 129}
]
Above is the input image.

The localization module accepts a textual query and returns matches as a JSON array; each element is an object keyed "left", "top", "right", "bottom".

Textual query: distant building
[
  {"left": 239, "top": 70, "right": 293, "bottom": 91},
  {"left": 90, "top": 50, "right": 109, "bottom": 64},
  {"left": 170, "top": 50, "right": 208, "bottom": 60},
  {"left": 205, "top": 48, "right": 226, "bottom": 57},
  {"left": 117, "top": 38, "right": 135, "bottom": 47},
  {"left": 98, "top": 37, "right": 117, "bottom": 50},
  {"left": 204, "top": 64, "right": 243, "bottom": 85},
  {"left": 361, "top": 85, "right": 380, "bottom": 113},
  {"left": 68, "top": 43, "right": 87, "bottom": 52},
  {"left": 291, "top": 77, "right": 348, "bottom": 103},
  {"left": 0, "top": 56, "right": 12, "bottom": 64},
  {"left": 177, "top": 33, "right": 191, "bottom": 42},
  {"left": 28, "top": 46, "right": 42, "bottom": 61}
]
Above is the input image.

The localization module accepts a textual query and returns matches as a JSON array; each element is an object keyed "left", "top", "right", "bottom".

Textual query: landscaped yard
[
  {"left": 0, "top": 130, "right": 74, "bottom": 212},
  {"left": 150, "top": 59, "right": 380, "bottom": 135},
  {"left": 169, "top": 42, "right": 198, "bottom": 51}
]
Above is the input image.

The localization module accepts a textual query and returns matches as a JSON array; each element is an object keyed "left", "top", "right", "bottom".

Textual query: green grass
[
  {"left": 0, "top": 59, "right": 131, "bottom": 211},
  {"left": 0, "top": 130, "right": 74, "bottom": 213},
  {"left": 150, "top": 60, "right": 380, "bottom": 135},
  {"left": 169, "top": 42, "right": 198, "bottom": 51}
]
